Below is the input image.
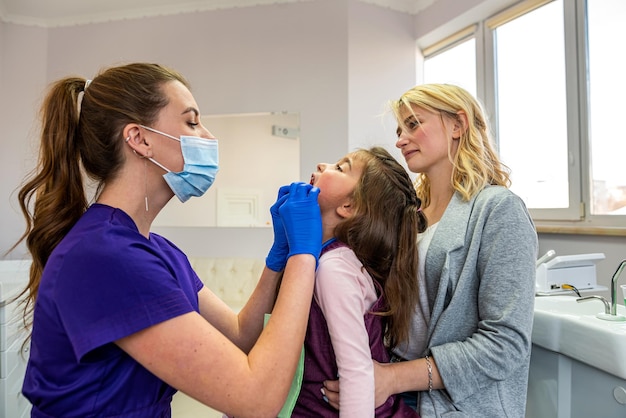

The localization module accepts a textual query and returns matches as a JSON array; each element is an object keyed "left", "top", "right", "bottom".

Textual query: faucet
[
  {"left": 609, "top": 259, "right": 626, "bottom": 315},
  {"left": 576, "top": 295, "right": 611, "bottom": 314},
  {"left": 576, "top": 259, "right": 626, "bottom": 319}
]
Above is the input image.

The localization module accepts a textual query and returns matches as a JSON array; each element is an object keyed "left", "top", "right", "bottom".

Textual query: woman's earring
[
  {"left": 127, "top": 136, "right": 143, "bottom": 156},
  {"left": 127, "top": 135, "right": 148, "bottom": 211},
  {"left": 144, "top": 159, "right": 149, "bottom": 212}
]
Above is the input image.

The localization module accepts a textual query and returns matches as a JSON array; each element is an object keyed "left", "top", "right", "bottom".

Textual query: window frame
[{"left": 420, "top": 0, "right": 626, "bottom": 235}]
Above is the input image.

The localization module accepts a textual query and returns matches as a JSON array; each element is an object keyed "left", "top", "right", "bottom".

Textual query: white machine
[{"left": 535, "top": 252, "right": 606, "bottom": 295}]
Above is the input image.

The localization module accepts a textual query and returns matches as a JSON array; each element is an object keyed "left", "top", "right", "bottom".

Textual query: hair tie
[{"left": 77, "top": 79, "right": 93, "bottom": 119}]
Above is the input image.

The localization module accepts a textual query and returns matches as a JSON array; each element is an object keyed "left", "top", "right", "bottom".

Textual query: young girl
[{"left": 292, "top": 146, "right": 426, "bottom": 417}]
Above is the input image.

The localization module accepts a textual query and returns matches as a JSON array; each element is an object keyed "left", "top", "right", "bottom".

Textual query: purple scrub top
[{"left": 22, "top": 204, "right": 204, "bottom": 417}]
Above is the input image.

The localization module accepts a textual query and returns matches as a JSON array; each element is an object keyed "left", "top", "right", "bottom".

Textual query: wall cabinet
[{"left": 0, "top": 261, "right": 31, "bottom": 418}]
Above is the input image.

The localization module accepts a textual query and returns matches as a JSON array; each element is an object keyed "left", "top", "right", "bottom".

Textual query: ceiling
[{"left": 0, "top": 0, "right": 436, "bottom": 27}]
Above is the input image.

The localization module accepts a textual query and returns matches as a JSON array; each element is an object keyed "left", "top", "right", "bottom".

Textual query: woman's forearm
[
  {"left": 383, "top": 355, "right": 444, "bottom": 395},
  {"left": 197, "top": 266, "right": 282, "bottom": 353},
  {"left": 234, "top": 266, "right": 283, "bottom": 351}
]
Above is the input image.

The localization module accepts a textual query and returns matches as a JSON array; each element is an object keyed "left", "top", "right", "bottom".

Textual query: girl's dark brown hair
[
  {"left": 11, "top": 63, "right": 189, "bottom": 337},
  {"left": 334, "top": 146, "right": 427, "bottom": 349}
]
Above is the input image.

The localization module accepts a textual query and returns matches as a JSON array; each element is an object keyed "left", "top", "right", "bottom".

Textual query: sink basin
[
  {"left": 532, "top": 295, "right": 626, "bottom": 379},
  {"left": 535, "top": 295, "right": 624, "bottom": 317}
]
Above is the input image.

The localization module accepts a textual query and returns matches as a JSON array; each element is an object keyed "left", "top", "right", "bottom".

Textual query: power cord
[{"left": 561, "top": 283, "right": 582, "bottom": 297}]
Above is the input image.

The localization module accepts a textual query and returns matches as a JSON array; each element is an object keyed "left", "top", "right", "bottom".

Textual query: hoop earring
[
  {"left": 144, "top": 158, "right": 149, "bottom": 212},
  {"left": 127, "top": 137, "right": 145, "bottom": 159}
]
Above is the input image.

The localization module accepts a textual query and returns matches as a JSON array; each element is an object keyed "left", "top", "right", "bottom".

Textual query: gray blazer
[{"left": 419, "top": 185, "right": 538, "bottom": 418}]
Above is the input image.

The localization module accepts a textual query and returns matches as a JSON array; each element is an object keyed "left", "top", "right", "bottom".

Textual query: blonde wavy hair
[{"left": 390, "top": 83, "right": 510, "bottom": 208}]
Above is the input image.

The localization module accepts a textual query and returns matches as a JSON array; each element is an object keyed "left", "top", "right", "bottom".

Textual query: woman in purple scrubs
[{"left": 13, "top": 62, "right": 321, "bottom": 417}]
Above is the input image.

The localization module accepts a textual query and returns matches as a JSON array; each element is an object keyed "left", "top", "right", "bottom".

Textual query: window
[
  {"left": 586, "top": 0, "right": 626, "bottom": 216},
  {"left": 421, "top": 0, "right": 626, "bottom": 232},
  {"left": 492, "top": 0, "right": 575, "bottom": 219},
  {"left": 423, "top": 32, "right": 477, "bottom": 98}
]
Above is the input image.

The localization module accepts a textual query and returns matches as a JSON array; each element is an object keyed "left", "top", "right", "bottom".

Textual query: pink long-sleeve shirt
[{"left": 314, "top": 245, "right": 378, "bottom": 417}]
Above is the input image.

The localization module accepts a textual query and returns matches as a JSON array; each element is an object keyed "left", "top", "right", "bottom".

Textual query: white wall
[
  {"left": 412, "top": 0, "right": 519, "bottom": 46},
  {"left": 348, "top": 0, "right": 416, "bottom": 165},
  {"left": 0, "top": 0, "right": 416, "bottom": 259},
  {"left": 2, "top": 0, "right": 623, "bottom": 291},
  {"left": 0, "top": 22, "right": 48, "bottom": 260}
]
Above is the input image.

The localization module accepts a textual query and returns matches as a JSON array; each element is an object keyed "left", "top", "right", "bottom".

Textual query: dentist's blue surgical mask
[{"left": 141, "top": 125, "right": 219, "bottom": 203}]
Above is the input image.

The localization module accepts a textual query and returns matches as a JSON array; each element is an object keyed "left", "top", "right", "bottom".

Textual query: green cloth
[{"left": 264, "top": 313, "right": 304, "bottom": 418}]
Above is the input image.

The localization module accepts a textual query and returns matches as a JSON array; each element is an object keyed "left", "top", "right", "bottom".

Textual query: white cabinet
[
  {"left": 527, "top": 344, "right": 626, "bottom": 417},
  {"left": 0, "top": 260, "right": 32, "bottom": 418}
]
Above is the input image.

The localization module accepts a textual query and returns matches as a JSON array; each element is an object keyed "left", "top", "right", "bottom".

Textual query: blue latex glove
[
  {"left": 266, "top": 185, "right": 291, "bottom": 272},
  {"left": 279, "top": 182, "right": 322, "bottom": 263}
]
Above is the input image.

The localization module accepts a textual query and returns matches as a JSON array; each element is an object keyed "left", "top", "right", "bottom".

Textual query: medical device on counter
[{"left": 535, "top": 251, "right": 606, "bottom": 295}]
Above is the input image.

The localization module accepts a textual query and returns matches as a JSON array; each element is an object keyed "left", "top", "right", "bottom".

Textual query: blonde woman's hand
[
  {"left": 322, "top": 360, "right": 397, "bottom": 410},
  {"left": 321, "top": 380, "right": 339, "bottom": 410},
  {"left": 373, "top": 360, "right": 397, "bottom": 407}
]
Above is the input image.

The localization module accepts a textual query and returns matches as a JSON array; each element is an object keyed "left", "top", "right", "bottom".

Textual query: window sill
[{"left": 535, "top": 223, "right": 626, "bottom": 237}]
